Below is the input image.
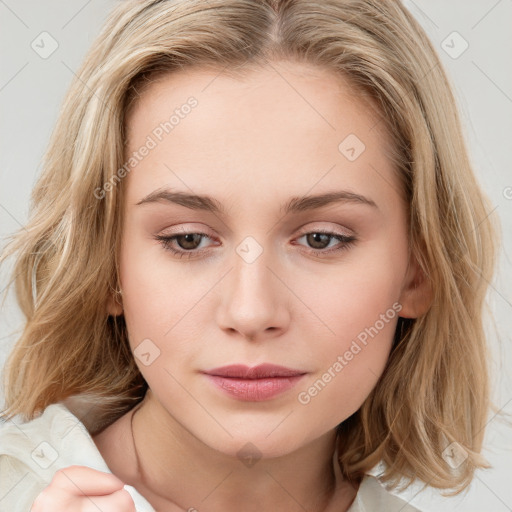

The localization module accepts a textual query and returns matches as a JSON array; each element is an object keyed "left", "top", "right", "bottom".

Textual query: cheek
[
  {"left": 296, "top": 332, "right": 394, "bottom": 426},
  {"left": 292, "top": 247, "right": 404, "bottom": 420},
  {"left": 118, "top": 233, "right": 223, "bottom": 385},
  {"left": 118, "top": 231, "right": 201, "bottom": 340},
  {"left": 304, "top": 244, "right": 405, "bottom": 350},
  {"left": 295, "top": 284, "right": 399, "bottom": 424}
]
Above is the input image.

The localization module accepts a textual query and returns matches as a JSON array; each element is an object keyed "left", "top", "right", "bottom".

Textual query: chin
[{"left": 201, "top": 425, "right": 313, "bottom": 461}]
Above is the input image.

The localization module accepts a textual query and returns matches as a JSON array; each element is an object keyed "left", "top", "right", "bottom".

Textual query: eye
[
  {"left": 154, "top": 231, "right": 216, "bottom": 259},
  {"left": 154, "top": 228, "right": 357, "bottom": 260},
  {"left": 294, "top": 229, "right": 357, "bottom": 256}
]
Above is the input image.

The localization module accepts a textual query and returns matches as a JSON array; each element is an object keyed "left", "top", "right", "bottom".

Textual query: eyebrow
[{"left": 135, "top": 188, "right": 378, "bottom": 215}]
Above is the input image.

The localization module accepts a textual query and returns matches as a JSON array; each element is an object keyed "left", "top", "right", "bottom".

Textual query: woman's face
[{"left": 113, "top": 61, "right": 426, "bottom": 458}]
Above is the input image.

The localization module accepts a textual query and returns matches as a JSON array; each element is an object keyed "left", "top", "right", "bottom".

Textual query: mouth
[
  {"left": 201, "top": 364, "right": 307, "bottom": 401},
  {"left": 203, "top": 363, "right": 306, "bottom": 379}
]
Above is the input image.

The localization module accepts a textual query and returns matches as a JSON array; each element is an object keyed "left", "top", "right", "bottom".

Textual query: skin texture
[{"left": 97, "top": 60, "right": 431, "bottom": 512}]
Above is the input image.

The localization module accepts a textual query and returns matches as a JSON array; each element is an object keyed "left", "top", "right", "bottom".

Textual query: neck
[{"left": 126, "top": 390, "right": 359, "bottom": 512}]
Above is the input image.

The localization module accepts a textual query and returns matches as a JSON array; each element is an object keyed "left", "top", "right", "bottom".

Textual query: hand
[{"left": 30, "top": 465, "right": 136, "bottom": 512}]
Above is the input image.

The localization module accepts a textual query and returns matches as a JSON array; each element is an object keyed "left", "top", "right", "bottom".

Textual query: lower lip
[{"left": 204, "top": 374, "right": 305, "bottom": 401}]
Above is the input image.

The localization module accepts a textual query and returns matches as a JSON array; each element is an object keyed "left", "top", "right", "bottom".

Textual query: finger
[
  {"left": 30, "top": 486, "right": 136, "bottom": 512},
  {"left": 76, "top": 487, "right": 137, "bottom": 512},
  {"left": 50, "top": 466, "right": 125, "bottom": 496}
]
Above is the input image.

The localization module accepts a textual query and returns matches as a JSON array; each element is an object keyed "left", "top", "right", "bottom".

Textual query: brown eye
[
  {"left": 295, "top": 230, "right": 357, "bottom": 256},
  {"left": 154, "top": 231, "right": 215, "bottom": 259},
  {"left": 306, "top": 233, "right": 332, "bottom": 250},
  {"left": 174, "top": 233, "right": 203, "bottom": 250}
]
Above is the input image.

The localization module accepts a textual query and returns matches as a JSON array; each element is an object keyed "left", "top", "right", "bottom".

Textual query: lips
[
  {"left": 202, "top": 364, "right": 307, "bottom": 401},
  {"left": 203, "top": 363, "right": 306, "bottom": 379}
]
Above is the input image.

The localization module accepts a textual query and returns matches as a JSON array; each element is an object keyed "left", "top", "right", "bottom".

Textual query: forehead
[
  {"left": 122, "top": 61, "right": 399, "bottom": 211},
  {"left": 125, "top": 61, "right": 380, "bottom": 137}
]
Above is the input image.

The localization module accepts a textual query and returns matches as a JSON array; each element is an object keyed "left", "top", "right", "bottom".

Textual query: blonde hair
[{"left": 0, "top": 0, "right": 500, "bottom": 496}]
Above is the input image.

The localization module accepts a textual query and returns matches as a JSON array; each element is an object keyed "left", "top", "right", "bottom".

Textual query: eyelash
[{"left": 154, "top": 229, "right": 357, "bottom": 260}]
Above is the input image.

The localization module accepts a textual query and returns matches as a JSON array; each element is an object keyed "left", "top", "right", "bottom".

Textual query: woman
[{"left": 0, "top": 1, "right": 498, "bottom": 511}]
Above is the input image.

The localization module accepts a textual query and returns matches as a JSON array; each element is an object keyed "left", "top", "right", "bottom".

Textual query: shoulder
[
  {"left": 0, "top": 402, "right": 112, "bottom": 511},
  {"left": 0, "top": 402, "right": 155, "bottom": 512},
  {"left": 0, "top": 402, "right": 112, "bottom": 470},
  {"left": 347, "top": 470, "right": 425, "bottom": 512}
]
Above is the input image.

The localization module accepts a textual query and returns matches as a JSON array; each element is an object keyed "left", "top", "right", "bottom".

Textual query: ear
[
  {"left": 106, "top": 288, "right": 123, "bottom": 317},
  {"left": 397, "top": 254, "right": 433, "bottom": 319}
]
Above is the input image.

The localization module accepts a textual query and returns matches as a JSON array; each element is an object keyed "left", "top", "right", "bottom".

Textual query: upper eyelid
[
  {"left": 158, "top": 224, "right": 353, "bottom": 239},
  {"left": 296, "top": 224, "right": 354, "bottom": 237}
]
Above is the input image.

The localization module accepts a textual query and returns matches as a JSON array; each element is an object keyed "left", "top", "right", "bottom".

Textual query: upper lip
[{"left": 202, "top": 364, "right": 306, "bottom": 379}]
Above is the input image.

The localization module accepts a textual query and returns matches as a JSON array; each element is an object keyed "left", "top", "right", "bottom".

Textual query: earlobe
[{"left": 398, "top": 255, "right": 433, "bottom": 319}]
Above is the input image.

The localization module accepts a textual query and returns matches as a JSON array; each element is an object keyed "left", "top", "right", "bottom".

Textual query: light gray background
[{"left": 1, "top": 1, "right": 511, "bottom": 510}]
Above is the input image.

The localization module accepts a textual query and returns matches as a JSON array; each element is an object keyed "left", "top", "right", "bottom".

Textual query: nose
[{"left": 215, "top": 245, "right": 290, "bottom": 342}]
